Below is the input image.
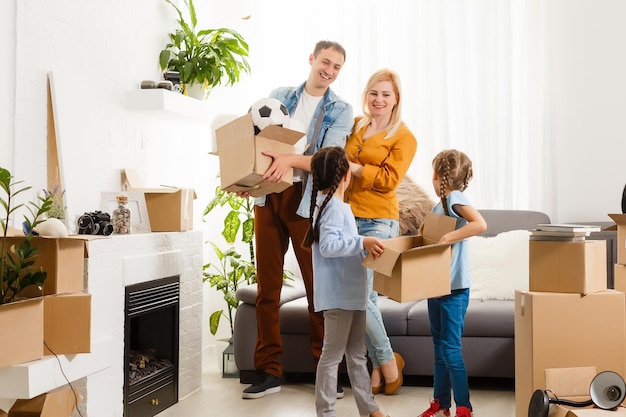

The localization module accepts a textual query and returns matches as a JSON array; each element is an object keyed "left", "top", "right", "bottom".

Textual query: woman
[{"left": 344, "top": 68, "right": 418, "bottom": 395}]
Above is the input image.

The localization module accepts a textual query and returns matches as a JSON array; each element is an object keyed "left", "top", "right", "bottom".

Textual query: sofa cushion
[
  {"left": 378, "top": 296, "right": 419, "bottom": 336},
  {"left": 280, "top": 297, "right": 311, "bottom": 334},
  {"left": 406, "top": 299, "right": 513, "bottom": 337},
  {"left": 236, "top": 279, "right": 306, "bottom": 305}
]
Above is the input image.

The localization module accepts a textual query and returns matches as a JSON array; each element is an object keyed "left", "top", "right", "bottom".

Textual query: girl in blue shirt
[
  {"left": 304, "top": 146, "right": 389, "bottom": 417},
  {"left": 418, "top": 149, "right": 487, "bottom": 417}
]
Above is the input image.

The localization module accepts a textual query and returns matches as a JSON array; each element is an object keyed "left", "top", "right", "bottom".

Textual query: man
[{"left": 242, "top": 40, "right": 354, "bottom": 399}]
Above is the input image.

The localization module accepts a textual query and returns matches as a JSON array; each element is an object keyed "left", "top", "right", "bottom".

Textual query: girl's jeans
[
  {"left": 428, "top": 288, "right": 472, "bottom": 410},
  {"left": 355, "top": 217, "right": 399, "bottom": 368}
]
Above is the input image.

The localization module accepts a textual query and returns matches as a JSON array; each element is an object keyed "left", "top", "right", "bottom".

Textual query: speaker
[{"left": 589, "top": 371, "right": 626, "bottom": 410}]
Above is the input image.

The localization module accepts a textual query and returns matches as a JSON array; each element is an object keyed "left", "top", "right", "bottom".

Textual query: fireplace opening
[{"left": 124, "top": 275, "right": 180, "bottom": 417}]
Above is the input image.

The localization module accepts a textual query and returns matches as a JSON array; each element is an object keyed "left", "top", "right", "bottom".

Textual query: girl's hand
[
  {"left": 438, "top": 204, "right": 487, "bottom": 243},
  {"left": 364, "top": 236, "right": 385, "bottom": 259}
]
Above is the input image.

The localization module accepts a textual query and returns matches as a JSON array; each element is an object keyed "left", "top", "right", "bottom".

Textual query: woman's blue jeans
[
  {"left": 428, "top": 288, "right": 472, "bottom": 410},
  {"left": 355, "top": 217, "right": 398, "bottom": 368}
]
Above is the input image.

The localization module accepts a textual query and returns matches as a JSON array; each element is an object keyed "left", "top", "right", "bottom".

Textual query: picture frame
[{"left": 101, "top": 191, "right": 151, "bottom": 234}]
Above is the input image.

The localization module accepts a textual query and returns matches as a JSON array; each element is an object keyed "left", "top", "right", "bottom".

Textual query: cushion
[{"left": 468, "top": 229, "right": 530, "bottom": 300}]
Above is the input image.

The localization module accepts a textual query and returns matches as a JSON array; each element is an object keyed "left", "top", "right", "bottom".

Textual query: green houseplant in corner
[
  {"left": 202, "top": 185, "right": 256, "bottom": 337},
  {"left": 159, "top": 0, "right": 251, "bottom": 100},
  {"left": 203, "top": 182, "right": 294, "bottom": 338}
]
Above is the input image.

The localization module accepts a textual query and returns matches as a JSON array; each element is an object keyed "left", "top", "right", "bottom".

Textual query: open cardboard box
[
  {"left": 362, "top": 212, "right": 456, "bottom": 302},
  {"left": 215, "top": 113, "right": 305, "bottom": 197},
  {"left": 3, "top": 232, "right": 88, "bottom": 297},
  {"left": 123, "top": 168, "right": 196, "bottom": 232},
  {"left": 543, "top": 367, "right": 626, "bottom": 417}
]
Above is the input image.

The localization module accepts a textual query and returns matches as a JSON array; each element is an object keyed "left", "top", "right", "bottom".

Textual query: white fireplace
[{"left": 0, "top": 231, "right": 204, "bottom": 417}]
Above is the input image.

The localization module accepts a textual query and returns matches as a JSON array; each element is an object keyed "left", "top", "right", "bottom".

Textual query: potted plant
[
  {"left": 0, "top": 167, "right": 53, "bottom": 367},
  {"left": 203, "top": 182, "right": 293, "bottom": 337},
  {"left": 1, "top": 167, "right": 52, "bottom": 304},
  {"left": 159, "top": 0, "right": 251, "bottom": 100},
  {"left": 202, "top": 184, "right": 256, "bottom": 337}
]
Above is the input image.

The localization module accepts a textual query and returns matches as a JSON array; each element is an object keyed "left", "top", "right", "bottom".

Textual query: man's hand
[{"left": 262, "top": 151, "right": 294, "bottom": 182}]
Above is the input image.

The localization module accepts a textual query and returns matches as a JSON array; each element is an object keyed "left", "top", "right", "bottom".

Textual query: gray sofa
[{"left": 233, "top": 209, "right": 561, "bottom": 384}]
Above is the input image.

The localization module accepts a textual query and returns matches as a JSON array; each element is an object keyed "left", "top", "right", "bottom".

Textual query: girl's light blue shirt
[
  {"left": 312, "top": 194, "right": 368, "bottom": 312},
  {"left": 432, "top": 190, "right": 472, "bottom": 290}
]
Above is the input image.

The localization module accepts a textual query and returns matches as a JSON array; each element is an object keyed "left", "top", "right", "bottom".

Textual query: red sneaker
[
  {"left": 455, "top": 406, "right": 473, "bottom": 417},
  {"left": 419, "top": 399, "right": 451, "bottom": 417}
]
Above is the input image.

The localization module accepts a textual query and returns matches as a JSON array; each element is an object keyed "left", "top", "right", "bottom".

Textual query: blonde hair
[
  {"left": 432, "top": 149, "right": 473, "bottom": 216},
  {"left": 354, "top": 69, "right": 403, "bottom": 139},
  {"left": 303, "top": 146, "right": 350, "bottom": 248}
]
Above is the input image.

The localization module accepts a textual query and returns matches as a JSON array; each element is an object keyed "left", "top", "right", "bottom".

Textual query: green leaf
[
  {"left": 242, "top": 218, "right": 254, "bottom": 243},
  {"left": 209, "top": 310, "right": 223, "bottom": 335},
  {"left": 222, "top": 211, "right": 241, "bottom": 244}
]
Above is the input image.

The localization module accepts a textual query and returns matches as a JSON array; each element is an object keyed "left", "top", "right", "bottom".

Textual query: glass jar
[{"left": 112, "top": 195, "right": 131, "bottom": 234}]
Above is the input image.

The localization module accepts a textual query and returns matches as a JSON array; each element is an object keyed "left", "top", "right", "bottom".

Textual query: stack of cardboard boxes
[
  {"left": 0, "top": 235, "right": 91, "bottom": 416},
  {"left": 515, "top": 219, "right": 626, "bottom": 417}
]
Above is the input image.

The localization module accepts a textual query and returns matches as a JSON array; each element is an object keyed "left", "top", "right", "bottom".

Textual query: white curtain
[{"left": 226, "top": 0, "right": 547, "bottom": 210}]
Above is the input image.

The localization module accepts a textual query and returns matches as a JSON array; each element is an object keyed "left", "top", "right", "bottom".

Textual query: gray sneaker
[{"left": 242, "top": 372, "right": 281, "bottom": 399}]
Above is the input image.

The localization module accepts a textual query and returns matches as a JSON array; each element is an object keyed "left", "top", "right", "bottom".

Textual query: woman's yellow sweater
[{"left": 344, "top": 119, "right": 417, "bottom": 220}]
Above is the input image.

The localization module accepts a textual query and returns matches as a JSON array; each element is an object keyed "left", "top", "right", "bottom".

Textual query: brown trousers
[{"left": 253, "top": 183, "right": 324, "bottom": 378}]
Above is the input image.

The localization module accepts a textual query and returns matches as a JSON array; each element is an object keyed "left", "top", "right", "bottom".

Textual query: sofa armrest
[{"left": 236, "top": 279, "right": 307, "bottom": 306}]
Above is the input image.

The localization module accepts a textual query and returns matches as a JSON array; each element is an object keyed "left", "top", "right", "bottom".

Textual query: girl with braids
[
  {"left": 418, "top": 149, "right": 487, "bottom": 417},
  {"left": 304, "top": 146, "right": 390, "bottom": 417}
]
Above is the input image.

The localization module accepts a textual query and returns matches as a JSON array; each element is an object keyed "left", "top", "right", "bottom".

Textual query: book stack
[{"left": 530, "top": 223, "right": 602, "bottom": 241}]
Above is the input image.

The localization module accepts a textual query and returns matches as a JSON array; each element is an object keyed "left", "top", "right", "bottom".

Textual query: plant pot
[{"left": 184, "top": 83, "right": 209, "bottom": 101}]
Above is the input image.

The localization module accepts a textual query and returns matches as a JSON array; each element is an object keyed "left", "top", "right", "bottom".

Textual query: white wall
[{"left": 546, "top": 0, "right": 626, "bottom": 222}]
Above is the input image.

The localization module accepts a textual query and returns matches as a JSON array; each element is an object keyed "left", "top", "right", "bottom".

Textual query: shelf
[
  {"left": 0, "top": 339, "right": 113, "bottom": 399},
  {"left": 126, "top": 89, "right": 212, "bottom": 122}
]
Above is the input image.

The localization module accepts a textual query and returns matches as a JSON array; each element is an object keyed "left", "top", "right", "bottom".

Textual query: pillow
[{"left": 468, "top": 229, "right": 530, "bottom": 301}]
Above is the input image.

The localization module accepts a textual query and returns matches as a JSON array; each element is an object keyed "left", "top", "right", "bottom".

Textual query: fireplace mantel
[{"left": 0, "top": 231, "right": 204, "bottom": 417}]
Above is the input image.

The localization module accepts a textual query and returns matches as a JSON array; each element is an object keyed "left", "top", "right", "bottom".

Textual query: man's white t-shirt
[{"left": 291, "top": 90, "right": 322, "bottom": 182}]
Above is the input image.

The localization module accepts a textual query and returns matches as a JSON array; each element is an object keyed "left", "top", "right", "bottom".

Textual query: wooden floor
[{"left": 156, "top": 351, "right": 516, "bottom": 417}]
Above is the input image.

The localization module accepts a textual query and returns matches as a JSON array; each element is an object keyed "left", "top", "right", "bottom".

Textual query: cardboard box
[
  {"left": 607, "top": 214, "right": 626, "bottom": 265},
  {"left": 9, "top": 386, "right": 77, "bottom": 417},
  {"left": 514, "top": 290, "right": 626, "bottom": 417},
  {"left": 362, "top": 212, "right": 456, "bottom": 302},
  {"left": 4, "top": 236, "right": 88, "bottom": 297},
  {"left": 123, "top": 169, "right": 197, "bottom": 232},
  {"left": 529, "top": 240, "right": 607, "bottom": 294},
  {"left": 43, "top": 292, "right": 91, "bottom": 355},
  {"left": 545, "top": 367, "right": 597, "bottom": 417},
  {"left": 0, "top": 297, "right": 43, "bottom": 368},
  {"left": 614, "top": 264, "right": 626, "bottom": 292},
  {"left": 215, "top": 113, "right": 305, "bottom": 197},
  {"left": 544, "top": 367, "right": 626, "bottom": 417}
]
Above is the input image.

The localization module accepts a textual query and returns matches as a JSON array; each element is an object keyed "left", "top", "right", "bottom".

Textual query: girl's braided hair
[
  {"left": 432, "top": 149, "right": 473, "bottom": 216},
  {"left": 302, "top": 146, "right": 350, "bottom": 248}
]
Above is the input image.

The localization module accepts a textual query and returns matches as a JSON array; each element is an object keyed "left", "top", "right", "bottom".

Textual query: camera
[{"left": 78, "top": 211, "right": 114, "bottom": 236}]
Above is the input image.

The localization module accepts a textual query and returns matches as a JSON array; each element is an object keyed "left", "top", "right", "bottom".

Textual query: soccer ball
[{"left": 248, "top": 98, "right": 289, "bottom": 135}]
